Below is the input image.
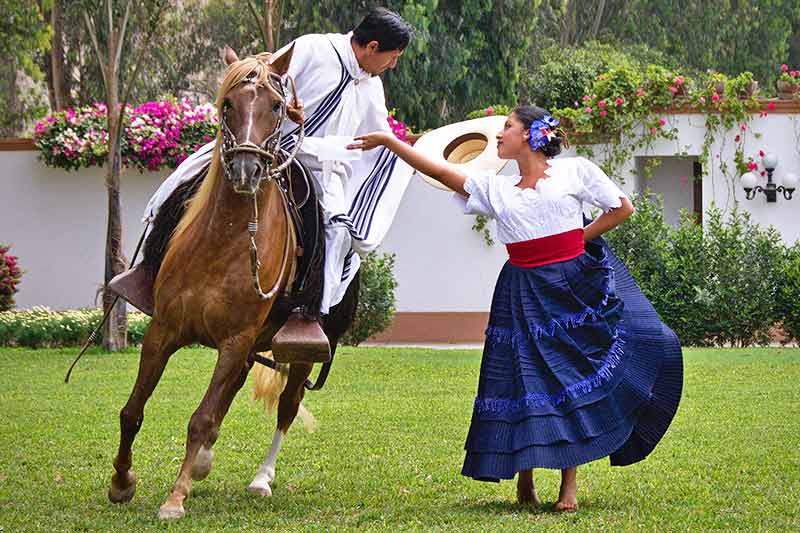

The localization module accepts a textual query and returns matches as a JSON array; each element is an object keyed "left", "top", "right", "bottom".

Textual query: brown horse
[{"left": 107, "top": 46, "right": 357, "bottom": 519}]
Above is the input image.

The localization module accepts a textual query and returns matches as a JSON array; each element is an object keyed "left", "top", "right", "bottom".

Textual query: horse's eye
[{"left": 272, "top": 102, "right": 282, "bottom": 113}]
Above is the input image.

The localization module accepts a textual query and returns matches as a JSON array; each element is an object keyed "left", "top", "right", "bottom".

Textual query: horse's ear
[
  {"left": 223, "top": 46, "right": 240, "bottom": 66},
  {"left": 269, "top": 43, "right": 294, "bottom": 76}
]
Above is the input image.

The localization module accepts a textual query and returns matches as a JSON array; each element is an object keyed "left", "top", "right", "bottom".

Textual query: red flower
[
  {"left": 747, "top": 162, "right": 758, "bottom": 171},
  {"left": 486, "top": 106, "right": 494, "bottom": 116},
  {"left": 599, "top": 110, "right": 607, "bottom": 118},
  {"left": 759, "top": 150, "right": 765, "bottom": 157},
  {"left": 711, "top": 93, "right": 720, "bottom": 102},
  {"left": 659, "top": 118, "right": 666, "bottom": 126},
  {"left": 615, "top": 97, "right": 624, "bottom": 106},
  {"left": 650, "top": 127, "right": 658, "bottom": 135},
  {"left": 761, "top": 170, "right": 766, "bottom": 176},
  {"left": 734, "top": 135, "right": 741, "bottom": 142},
  {"left": 598, "top": 100, "right": 606, "bottom": 109}
]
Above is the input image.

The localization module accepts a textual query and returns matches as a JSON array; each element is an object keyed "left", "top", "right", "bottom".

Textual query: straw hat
[{"left": 412, "top": 115, "right": 509, "bottom": 191}]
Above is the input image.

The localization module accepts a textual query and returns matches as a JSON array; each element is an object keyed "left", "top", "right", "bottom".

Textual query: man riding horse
[{"left": 110, "top": 8, "right": 414, "bottom": 361}]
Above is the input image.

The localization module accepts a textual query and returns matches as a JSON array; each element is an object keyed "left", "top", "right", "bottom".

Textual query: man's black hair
[{"left": 353, "top": 7, "right": 413, "bottom": 51}]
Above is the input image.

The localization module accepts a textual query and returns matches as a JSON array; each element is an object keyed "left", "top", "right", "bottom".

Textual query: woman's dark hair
[
  {"left": 353, "top": 7, "right": 414, "bottom": 51},
  {"left": 513, "top": 104, "right": 568, "bottom": 158}
]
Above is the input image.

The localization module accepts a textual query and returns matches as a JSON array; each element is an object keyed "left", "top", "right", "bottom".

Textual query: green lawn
[{"left": 0, "top": 346, "right": 798, "bottom": 531}]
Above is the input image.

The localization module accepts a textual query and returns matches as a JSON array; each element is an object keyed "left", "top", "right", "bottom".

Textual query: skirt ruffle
[{"left": 461, "top": 238, "right": 683, "bottom": 481}]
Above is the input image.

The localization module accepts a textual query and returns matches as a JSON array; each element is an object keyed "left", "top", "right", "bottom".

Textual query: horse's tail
[{"left": 251, "top": 352, "right": 316, "bottom": 432}]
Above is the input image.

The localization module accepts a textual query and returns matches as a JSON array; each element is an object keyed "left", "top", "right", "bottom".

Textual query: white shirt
[{"left": 453, "top": 157, "right": 627, "bottom": 244}]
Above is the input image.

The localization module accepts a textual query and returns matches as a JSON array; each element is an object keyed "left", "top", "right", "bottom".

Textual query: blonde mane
[{"left": 171, "top": 53, "right": 281, "bottom": 243}]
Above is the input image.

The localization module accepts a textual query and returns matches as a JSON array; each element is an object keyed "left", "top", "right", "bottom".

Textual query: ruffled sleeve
[
  {"left": 451, "top": 170, "right": 501, "bottom": 218},
  {"left": 576, "top": 157, "right": 627, "bottom": 212}
]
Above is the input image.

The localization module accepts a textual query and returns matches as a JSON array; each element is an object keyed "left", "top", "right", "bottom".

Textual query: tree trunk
[
  {"left": 588, "top": 0, "right": 606, "bottom": 41},
  {"left": 264, "top": 0, "right": 275, "bottom": 52},
  {"left": 102, "top": 23, "right": 127, "bottom": 352},
  {"left": 50, "top": 0, "right": 71, "bottom": 110},
  {"left": 560, "top": 0, "right": 577, "bottom": 47}
]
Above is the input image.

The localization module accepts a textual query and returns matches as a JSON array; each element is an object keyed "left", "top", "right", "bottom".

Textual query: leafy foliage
[
  {"left": 340, "top": 252, "right": 398, "bottom": 346},
  {"left": 0, "top": 245, "right": 23, "bottom": 312}
]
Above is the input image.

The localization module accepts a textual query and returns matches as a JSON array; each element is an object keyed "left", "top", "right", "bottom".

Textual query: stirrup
[
  {"left": 107, "top": 265, "right": 155, "bottom": 316},
  {"left": 271, "top": 310, "right": 331, "bottom": 363}
]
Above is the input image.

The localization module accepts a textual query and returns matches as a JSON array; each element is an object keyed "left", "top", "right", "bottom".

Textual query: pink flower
[
  {"left": 747, "top": 162, "right": 758, "bottom": 171},
  {"left": 734, "top": 134, "right": 741, "bottom": 142},
  {"left": 740, "top": 123, "right": 747, "bottom": 132},
  {"left": 674, "top": 76, "right": 683, "bottom": 86},
  {"left": 585, "top": 107, "right": 593, "bottom": 113},
  {"left": 792, "top": 71, "right": 798, "bottom": 78},
  {"left": 759, "top": 150, "right": 765, "bottom": 157},
  {"left": 636, "top": 88, "right": 645, "bottom": 97},
  {"left": 598, "top": 74, "right": 606, "bottom": 80},
  {"left": 669, "top": 86, "right": 678, "bottom": 95},
  {"left": 699, "top": 96, "right": 706, "bottom": 104},
  {"left": 650, "top": 127, "right": 658, "bottom": 135},
  {"left": 583, "top": 95, "right": 591, "bottom": 102},
  {"left": 711, "top": 93, "right": 720, "bottom": 102},
  {"left": 486, "top": 106, "right": 494, "bottom": 116},
  {"left": 598, "top": 100, "right": 606, "bottom": 109},
  {"left": 782, "top": 64, "right": 789, "bottom": 72},
  {"left": 599, "top": 110, "right": 607, "bottom": 117},
  {"left": 615, "top": 97, "right": 624, "bottom": 106},
  {"left": 768, "top": 102, "right": 776, "bottom": 110},
  {"left": 761, "top": 170, "right": 766, "bottom": 176},
  {"left": 659, "top": 118, "right": 666, "bottom": 126}
]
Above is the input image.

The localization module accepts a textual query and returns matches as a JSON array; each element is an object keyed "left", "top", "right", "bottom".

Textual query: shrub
[
  {"left": 776, "top": 243, "right": 800, "bottom": 344},
  {"left": 0, "top": 245, "right": 22, "bottom": 312},
  {"left": 466, "top": 104, "right": 512, "bottom": 120},
  {"left": 703, "top": 206, "right": 784, "bottom": 347},
  {"left": 340, "top": 252, "right": 398, "bottom": 346},
  {"left": 0, "top": 307, "right": 150, "bottom": 348}
]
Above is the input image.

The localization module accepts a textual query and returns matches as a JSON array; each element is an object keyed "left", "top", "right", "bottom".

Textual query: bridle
[{"left": 219, "top": 67, "right": 306, "bottom": 301}]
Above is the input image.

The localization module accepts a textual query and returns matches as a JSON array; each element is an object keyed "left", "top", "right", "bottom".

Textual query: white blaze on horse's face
[{"left": 224, "top": 80, "right": 284, "bottom": 195}]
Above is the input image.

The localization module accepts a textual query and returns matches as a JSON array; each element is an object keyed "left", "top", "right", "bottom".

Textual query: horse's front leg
[
  {"left": 158, "top": 334, "right": 254, "bottom": 520},
  {"left": 248, "top": 361, "right": 313, "bottom": 496},
  {"left": 109, "top": 319, "right": 179, "bottom": 504}
]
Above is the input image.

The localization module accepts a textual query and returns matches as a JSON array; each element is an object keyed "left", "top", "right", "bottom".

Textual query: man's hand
[
  {"left": 347, "top": 131, "right": 394, "bottom": 151},
  {"left": 287, "top": 99, "right": 305, "bottom": 124}
]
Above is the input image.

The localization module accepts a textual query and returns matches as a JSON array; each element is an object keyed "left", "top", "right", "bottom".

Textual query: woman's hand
[
  {"left": 347, "top": 131, "right": 394, "bottom": 151},
  {"left": 287, "top": 98, "right": 305, "bottom": 124}
]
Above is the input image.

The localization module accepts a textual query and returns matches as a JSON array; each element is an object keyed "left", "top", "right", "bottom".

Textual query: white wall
[
  {"left": 3, "top": 109, "right": 800, "bottom": 312},
  {"left": 0, "top": 150, "right": 168, "bottom": 309}
]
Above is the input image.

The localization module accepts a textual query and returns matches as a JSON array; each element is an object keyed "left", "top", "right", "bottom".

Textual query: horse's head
[{"left": 217, "top": 45, "right": 295, "bottom": 195}]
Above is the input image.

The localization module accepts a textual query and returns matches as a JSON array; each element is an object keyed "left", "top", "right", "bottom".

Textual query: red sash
[{"left": 505, "top": 229, "right": 585, "bottom": 268}]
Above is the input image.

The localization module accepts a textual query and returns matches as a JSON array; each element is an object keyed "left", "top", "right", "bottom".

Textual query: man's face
[{"left": 360, "top": 41, "right": 404, "bottom": 75}]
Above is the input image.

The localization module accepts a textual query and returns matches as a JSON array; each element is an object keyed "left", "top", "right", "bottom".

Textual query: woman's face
[{"left": 496, "top": 113, "right": 530, "bottom": 159}]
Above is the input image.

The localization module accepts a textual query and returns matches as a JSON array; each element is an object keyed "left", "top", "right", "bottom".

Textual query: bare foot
[
  {"left": 516, "top": 470, "right": 540, "bottom": 507},
  {"left": 555, "top": 467, "right": 578, "bottom": 512}
]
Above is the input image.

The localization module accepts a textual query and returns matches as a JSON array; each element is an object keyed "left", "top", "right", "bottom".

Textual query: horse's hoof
[
  {"left": 191, "top": 447, "right": 214, "bottom": 481},
  {"left": 158, "top": 503, "right": 186, "bottom": 520},
  {"left": 247, "top": 481, "right": 272, "bottom": 497},
  {"left": 108, "top": 471, "right": 137, "bottom": 503}
]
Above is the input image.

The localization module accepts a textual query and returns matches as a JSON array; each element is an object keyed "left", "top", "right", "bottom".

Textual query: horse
[{"left": 107, "top": 45, "right": 358, "bottom": 520}]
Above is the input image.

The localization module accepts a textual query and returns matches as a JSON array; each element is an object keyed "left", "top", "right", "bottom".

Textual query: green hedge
[
  {"left": 0, "top": 252, "right": 399, "bottom": 349},
  {"left": 605, "top": 195, "right": 797, "bottom": 347}
]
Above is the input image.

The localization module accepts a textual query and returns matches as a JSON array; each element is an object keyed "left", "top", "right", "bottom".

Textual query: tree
[
  {"left": 80, "top": 0, "right": 165, "bottom": 351},
  {"left": 0, "top": 0, "right": 51, "bottom": 135}
]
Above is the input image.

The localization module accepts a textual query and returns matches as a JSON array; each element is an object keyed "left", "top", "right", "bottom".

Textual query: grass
[{"left": 0, "top": 346, "right": 798, "bottom": 531}]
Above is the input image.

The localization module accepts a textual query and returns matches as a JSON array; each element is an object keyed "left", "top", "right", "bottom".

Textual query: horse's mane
[{"left": 171, "top": 53, "right": 281, "bottom": 244}]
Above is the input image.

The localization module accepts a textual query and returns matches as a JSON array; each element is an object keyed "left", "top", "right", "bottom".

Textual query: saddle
[{"left": 108, "top": 158, "right": 325, "bottom": 325}]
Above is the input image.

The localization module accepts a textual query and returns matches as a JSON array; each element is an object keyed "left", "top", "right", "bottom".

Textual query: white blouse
[{"left": 453, "top": 157, "right": 627, "bottom": 244}]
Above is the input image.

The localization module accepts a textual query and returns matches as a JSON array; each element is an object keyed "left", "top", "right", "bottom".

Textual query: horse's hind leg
[
  {"left": 159, "top": 335, "right": 254, "bottom": 520},
  {"left": 109, "top": 319, "right": 179, "bottom": 504},
  {"left": 248, "top": 362, "right": 313, "bottom": 496},
  {"left": 191, "top": 355, "right": 254, "bottom": 482}
]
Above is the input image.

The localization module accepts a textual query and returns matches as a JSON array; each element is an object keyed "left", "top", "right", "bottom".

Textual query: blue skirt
[{"left": 461, "top": 238, "right": 683, "bottom": 481}]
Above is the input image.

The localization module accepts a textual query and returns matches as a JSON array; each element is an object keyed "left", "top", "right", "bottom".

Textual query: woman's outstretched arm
[{"left": 348, "top": 132, "right": 468, "bottom": 195}]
